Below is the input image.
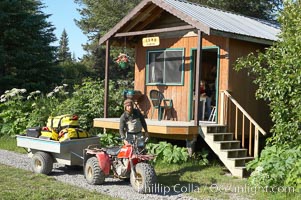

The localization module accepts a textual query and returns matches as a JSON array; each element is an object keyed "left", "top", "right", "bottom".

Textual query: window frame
[{"left": 146, "top": 48, "right": 185, "bottom": 86}]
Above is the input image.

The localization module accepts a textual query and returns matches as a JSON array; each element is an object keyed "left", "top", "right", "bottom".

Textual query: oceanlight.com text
[
  {"left": 210, "top": 184, "right": 295, "bottom": 194},
  {"left": 140, "top": 183, "right": 296, "bottom": 195}
]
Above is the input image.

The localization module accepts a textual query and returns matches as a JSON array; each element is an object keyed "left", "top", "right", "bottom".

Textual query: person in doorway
[
  {"left": 200, "top": 80, "right": 212, "bottom": 119},
  {"left": 119, "top": 99, "right": 149, "bottom": 145}
]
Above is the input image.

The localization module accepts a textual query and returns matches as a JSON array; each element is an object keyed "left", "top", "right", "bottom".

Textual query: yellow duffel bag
[
  {"left": 47, "top": 114, "right": 79, "bottom": 132},
  {"left": 58, "top": 128, "right": 89, "bottom": 142},
  {"left": 40, "top": 129, "right": 59, "bottom": 141}
]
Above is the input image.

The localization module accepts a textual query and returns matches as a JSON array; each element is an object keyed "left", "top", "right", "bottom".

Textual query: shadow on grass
[
  {"left": 155, "top": 160, "right": 248, "bottom": 199},
  {"left": 156, "top": 159, "right": 229, "bottom": 187}
]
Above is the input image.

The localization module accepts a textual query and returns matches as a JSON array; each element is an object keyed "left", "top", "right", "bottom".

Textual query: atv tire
[
  {"left": 130, "top": 163, "right": 157, "bottom": 193},
  {"left": 85, "top": 157, "right": 105, "bottom": 185},
  {"left": 31, "top": 151, "right": 53, "bottom": 175}
]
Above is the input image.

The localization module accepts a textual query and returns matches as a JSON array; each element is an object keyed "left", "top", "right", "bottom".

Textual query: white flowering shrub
[
  {"left": 53, "top": 79, "right": 131, "bottom": 133},
  {"left": 26, "top": 84, "right": 69, "bottom": 129},
  {"left": 0, "top": 88, "right": 31, "bottom": 135},
  {"left": 248, "top": 166, "right": 270, "bottom": 187},
  {"left": 247, "top": 145, "right": 301, "bottom": 190},
  {"left": 0, "top": 85, "right": 69, "bottom": 136},
  {"left": 0, "top": 79, "right": 132, "bottom": 137}
]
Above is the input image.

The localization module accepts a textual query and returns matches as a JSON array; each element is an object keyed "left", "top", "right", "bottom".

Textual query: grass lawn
[
  {"left": 0, "top": 136, "right": 299, "bottom": 200},
  {"left": 0, "top": 164, "right": 120, "bottom": 200}
]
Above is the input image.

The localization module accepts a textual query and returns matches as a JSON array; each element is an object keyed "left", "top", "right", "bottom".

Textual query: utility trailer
[{"left": 16, "top": 135, "right": 100, "bottom": 174}]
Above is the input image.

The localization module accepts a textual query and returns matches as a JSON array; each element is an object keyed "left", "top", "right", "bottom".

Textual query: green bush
[
  {"left": 0, "top": 79, "right": 133, "bottom": 137},
  {"left": 0, "top": 86, "right": 69, "bottom": 136},
  {"left": 247, "top": 145, "right": 301, "bottom": 191},
  {"left": 27, "top": 85, "right": 70, "bottom": 128},
  {"left": 99, "top": 132, "right": 121, "bottom": 147},
  {"left": 147, "top": 141, "right": 189, "bottom": 164},
  {"left": 53, "top": 79, "right": 131, "bottom": 133},
  {"left": 235, "top": 1, "right": 301, "bottom": 190},
  {"left": 191, "top": 149, "right": 209, "bottom": 166},
  {"left": 0, "top": 89, "right": 31, "bottom": 135},
  {"left": 59, "top": 62, "right": 93, "bottom": 89}
]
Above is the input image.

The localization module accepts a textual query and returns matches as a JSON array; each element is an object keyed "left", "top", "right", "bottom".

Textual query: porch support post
[
  {"left": 104, "top": 40, "right": 110, "bottom": 118},
  {"left": 194, "top": 30, "right": 203, "bottom": 126}
]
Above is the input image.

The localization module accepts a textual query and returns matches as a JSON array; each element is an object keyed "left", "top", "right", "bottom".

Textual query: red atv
[{"left": 83, "top": 135, "right": 157, "bottom": 193}]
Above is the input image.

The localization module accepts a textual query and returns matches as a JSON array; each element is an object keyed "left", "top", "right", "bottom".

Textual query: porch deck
[{"left": 93, "top": 118, "right": 217, "bottom": 140}]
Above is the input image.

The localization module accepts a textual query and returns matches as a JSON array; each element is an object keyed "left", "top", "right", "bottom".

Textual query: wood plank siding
[
  {"left": 228, "top": 39, "right": 271, "bottom": 133},
  {"left": 134, "top": 34, "right": 229, "bottom": 122}
]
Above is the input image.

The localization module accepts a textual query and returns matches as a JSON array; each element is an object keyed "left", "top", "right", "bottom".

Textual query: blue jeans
[
  {"left": 199, "top": 97, "right": 211, "bottom": 120},
  {"left": 205, "top": 97, "right": 212, "bottom": 119}
]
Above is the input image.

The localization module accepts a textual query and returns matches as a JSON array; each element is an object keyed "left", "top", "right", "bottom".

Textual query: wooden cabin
[{"left": 94, "top": 0, "right": 280, "bottom": 177}]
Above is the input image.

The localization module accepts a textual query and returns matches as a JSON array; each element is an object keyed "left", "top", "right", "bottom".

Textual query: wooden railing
[{"left": 220, "top": 90, "right": 266, "bottom": 157}]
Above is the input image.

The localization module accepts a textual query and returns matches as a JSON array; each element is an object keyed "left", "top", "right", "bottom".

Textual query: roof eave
[
  {"left": 98, "top": 0, "right": 152, "bottom": 45},
  {"left": 152, "top": 0, "right": 210, "bottom": 34},
  {"left": 210, "top": 29, "right": 277, "bottom": 45},
  {"left": 98, "top": 0, "right": 211, "bottom": 45}
]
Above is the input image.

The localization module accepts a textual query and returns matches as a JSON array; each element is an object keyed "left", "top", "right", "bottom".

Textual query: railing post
[
  {"left": 254, "top": 128, "right": 259, "bottom": 157},
  {"left": 235, "top": 106, "right": 238, "bottom": 140},
  {"left": 222, "top": 90, "right": 266, "bottom": 159},
  {"left": 220, "top": 91, "right": 224, "bottom": 125},
  {"left": 242, "top": 115, "right": 245, "bottom": 148},
  {"left": 249, "top": 122, "right": 252, "bottom": 156}
]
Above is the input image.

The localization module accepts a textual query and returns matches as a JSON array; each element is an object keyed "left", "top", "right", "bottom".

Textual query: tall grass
[{"left": 0, "top": 136, "right": 25, "bottom": 154}]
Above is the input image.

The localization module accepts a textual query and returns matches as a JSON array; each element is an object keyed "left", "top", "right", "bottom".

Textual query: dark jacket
[
  {"left": 205, "top": 84, "right": 212, "bottom": 97},
  {"left": 119, "top": 109, "right": 148, "bottom": 139}
]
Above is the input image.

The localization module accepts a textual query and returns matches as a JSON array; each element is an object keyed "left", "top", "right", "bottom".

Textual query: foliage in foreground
[
  {"left": 247, "top": 145, "right": 301, "bottom": 191},
  {"left": 0, "top": 79, "right": 132, "bottom": 137},
  {"left": 91, "top": 133, "right": 205, "bottom": 165},
  {"left": 147, "top": 141, "right": 190, "bottom": 164},
  {"left": 235, "top": 0, "right": 301, "bottom": 190},
  {"left": 99, "top": 131, "right": 122, "bottom": 147}
]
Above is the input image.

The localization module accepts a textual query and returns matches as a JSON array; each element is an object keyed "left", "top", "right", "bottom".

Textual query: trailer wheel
[
  {"left": 31, "top": 151, "right": 53, "bottom": 175},
  {"left": 84, "top": 157, "right": 105, "bottom": 185}
]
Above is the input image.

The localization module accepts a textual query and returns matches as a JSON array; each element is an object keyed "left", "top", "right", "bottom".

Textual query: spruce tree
[
  {"left": 58, "top": 29, "right": 72, "bottom": 63},
  {"left": 0, "top": 0, "right": 58, "bottom": 94}
]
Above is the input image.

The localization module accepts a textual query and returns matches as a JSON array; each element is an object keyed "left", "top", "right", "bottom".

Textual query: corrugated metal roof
[
  {"left": 160, "top": 0, "right": 280, "bottom": 41},
  {"left": 98, "top": 0, "right": 280, "bottom": 45}
]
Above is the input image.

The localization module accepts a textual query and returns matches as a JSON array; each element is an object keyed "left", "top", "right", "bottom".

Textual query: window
[{"left": 147, "top": 49, "right": 184, "bottom": 85}]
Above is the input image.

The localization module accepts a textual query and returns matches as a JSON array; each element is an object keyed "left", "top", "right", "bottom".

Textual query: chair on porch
[
  {"left": 149, "top": 90, "right": 173, "bottom": 121},
  {"left": 208, "top": 106, "right": 216, "bottom": 122}
]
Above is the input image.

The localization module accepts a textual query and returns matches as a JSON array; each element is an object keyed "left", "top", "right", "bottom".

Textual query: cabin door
[{"left": 190, "top": 47, "right": 219, "bottom": 122}]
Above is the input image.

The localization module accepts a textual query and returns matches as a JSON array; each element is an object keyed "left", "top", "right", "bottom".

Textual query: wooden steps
[{"left": 199, "top": 125, "right": 253, "bottom": 178}]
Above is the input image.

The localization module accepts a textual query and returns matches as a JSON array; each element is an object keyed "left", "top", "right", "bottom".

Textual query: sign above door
[{"left": 142, "top": 37, "right": 160, "bottom": 47}]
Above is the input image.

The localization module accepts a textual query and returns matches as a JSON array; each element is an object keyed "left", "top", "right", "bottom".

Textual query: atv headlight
[{"left": 137, "top": 138, "right": 145, "bottom": 148}]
